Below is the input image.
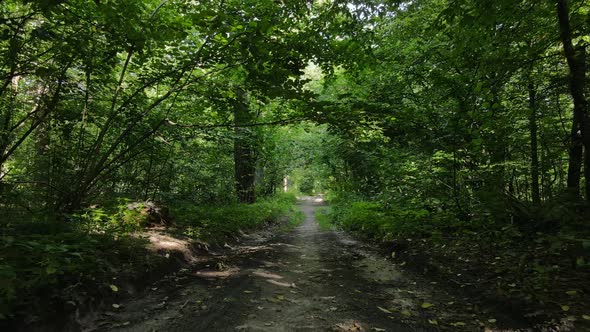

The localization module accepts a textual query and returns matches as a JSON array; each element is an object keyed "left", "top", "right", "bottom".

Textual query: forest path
[{"left": 84, "top": 197, "right": 526, "bottom": 332}]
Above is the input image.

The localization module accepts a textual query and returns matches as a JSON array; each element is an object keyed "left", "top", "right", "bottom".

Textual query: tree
[{"left": 555, "top": 0, "right": 589, "bottom": 201}]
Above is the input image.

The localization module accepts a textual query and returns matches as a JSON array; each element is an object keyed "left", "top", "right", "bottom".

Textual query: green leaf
[
  {"left": 401, "top": 310, "right": 412, "bottom": 316},
  {"left": 421, "top": 302, "right": 434, "bottom": 309},
  {"left": 474, "top": 83, "right": 483, "bottom": 93},
  {"left": 46, "top": 266, "right": 57, "bottom": 275},
  {"left": 565, "top": 290, "right": 577, "bottom": 296},
  {"left": 110, "top": 284, "right": 119, "bottom": 292},
  {"left": 561, "top": 305, "right": 570, "bottom": 312}
]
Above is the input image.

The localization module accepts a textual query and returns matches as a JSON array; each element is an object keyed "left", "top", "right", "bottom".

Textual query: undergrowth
[
  {"left": 321, "top": 193, "right": 590, "bottom": 322},
  {"left": 322, "top": 195, "right": 460, "bottom": 242},
  {"left": 0, "top": 193, "right": 300, "bottom": 322},
  {"left": 315, "top": 207, "right": 333, "bottom": 231},
  {"left": 0, "top": 218, "right": 157, "bottom": 321},
  {"left": 171, "top": 193, "right": 304, "bottom": 241}
]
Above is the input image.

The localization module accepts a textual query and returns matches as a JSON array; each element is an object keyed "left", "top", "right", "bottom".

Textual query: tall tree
[
  {"left": 555, "top": 0, "right": 588, "bottom": 200},
  {"left": 233, "top": 88, "right": 257, "bottom": 203}
]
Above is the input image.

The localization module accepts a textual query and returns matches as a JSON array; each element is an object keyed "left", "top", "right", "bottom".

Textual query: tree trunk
[
  {"left": 35, "top": 114, "right": 52, "bottom": 208},
  {"left": 568, "top": 116, "right": 584, "bottom": 195},
  {"left": 233, "top": 88, "right": 256, "bottom": 204},
  {"left": 556, "top": 0, "right": 588, "bottom": 200},
  {"left": 529, "top": 82, "right": 541, "bottom": 205}
]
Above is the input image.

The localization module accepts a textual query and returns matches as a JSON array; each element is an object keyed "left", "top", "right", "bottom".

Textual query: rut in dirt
[{"left": 86, "top": 197, "right": 529, "bottom": 332}]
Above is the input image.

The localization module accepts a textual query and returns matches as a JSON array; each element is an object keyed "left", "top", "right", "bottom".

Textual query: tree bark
[
  {"left": 556, "top": 0, "right": 588, "bottom": 200},
  {"left": 233, "top": 88, "right": 257, "bottom": 204},
  {"left": 529, "top": 82, "right": 541, "bottom": 205}
]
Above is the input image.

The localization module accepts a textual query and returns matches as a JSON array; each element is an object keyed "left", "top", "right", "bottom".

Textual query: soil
[{"left": 78, "top": 197, "right": 569, "bottom": 332}]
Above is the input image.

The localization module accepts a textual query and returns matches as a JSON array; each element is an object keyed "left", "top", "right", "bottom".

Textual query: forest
[{"left": 1, "top": 0, "right": 590, "bottom": 331}]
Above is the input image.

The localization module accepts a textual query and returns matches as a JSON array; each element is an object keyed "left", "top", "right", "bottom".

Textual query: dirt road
[{"left": 83, "top": 197, "right": 529, "bottom": 332}]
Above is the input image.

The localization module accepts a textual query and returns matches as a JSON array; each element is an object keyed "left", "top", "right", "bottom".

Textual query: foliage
[
  {"left": 172, "top": 193, "right": 304, "bottom": 241},
  {"left": 0, "top": 0, "right": 331, "bottom": 211},
  {"left": 276, "top": 124, "right": 334, "bottom": 195},
  {"left": 0, "top": 193, "right": 301, "bottom": 320},
  {"left": 73, "top": 199, "right": 150, "bottom": 233},
  {"left": 322, "top": 193, "right": 462, "bottom": 241},
  {"left": 0, "top": 217, "right": 156, "bottom": 320},
  {"left": 314, "top": 207, "right": 333, "bottom": 231},
  {"left": 2, "top": 0, "right": 590, "bottom": 327},
  {"left": 310, "top": 0, "right": 590, "bottom": 231}
]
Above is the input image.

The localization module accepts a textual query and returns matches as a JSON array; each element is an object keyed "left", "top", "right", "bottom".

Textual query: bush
[
  {"left": 0, "top": 217, "right": 152, "bottom": 320},
  {"left": 73, "top": 199, "right": 151, "bottom": 234},
  {"left": 321, "top": 194, "right": 460, "bottom": 241},
  {"left": 0, "top": 193, "right": 302, "bottom": 320},
  {"left": 171, "top": 193, "right": 302, "bottom": 241}
]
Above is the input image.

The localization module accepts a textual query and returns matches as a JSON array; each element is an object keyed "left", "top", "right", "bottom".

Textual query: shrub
[{"left": 171, "top": 193, "right": 302, "bottom": 241}]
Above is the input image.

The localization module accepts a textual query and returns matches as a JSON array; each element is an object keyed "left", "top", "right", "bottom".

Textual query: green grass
[
  {"left": 315, "top": 206, "right": 334, "bottom": 230},
  {"left": 171, "top": 193, "right": 303, "bottom": 241},
  {"left": 319, "top": 191, "right": 476, "bottom": 243}
]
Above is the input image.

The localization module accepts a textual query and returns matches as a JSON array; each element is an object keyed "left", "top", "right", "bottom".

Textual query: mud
[{"left": 81, "top": 197, "right": 534, "bottom": 332}]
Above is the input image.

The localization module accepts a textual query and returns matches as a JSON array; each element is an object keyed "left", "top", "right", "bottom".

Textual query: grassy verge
[
  {"left": 314, "top": 206, "right": 334, "bottom": 231},
  {"left": 0, "top": 193, "right": 301, "bottom": 326},
  {"left": 171, "top": 193, "right": 304, "bottom": 242},
  {"left": 320, "top": 195, "right": 590, "bottom": 328}
]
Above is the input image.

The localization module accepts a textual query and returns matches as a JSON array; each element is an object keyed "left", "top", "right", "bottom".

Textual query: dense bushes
[
  {"left": 320, "top": 195, "right": 459, "bottom": 241},
  {"left": 0, "top": 219, "right": 156, "bottom": 320}
]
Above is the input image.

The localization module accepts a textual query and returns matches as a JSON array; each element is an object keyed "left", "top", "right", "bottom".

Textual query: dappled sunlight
[
  {"left": 269, "top": 242, "right": 301, "bottom": 249},
  {"left": 313, "top": 195, "right": 325, "bottom": 203},
  {"left": 4, "top": 0, "right": 588, "bottom": 329},
  {"left": 235, "top": 245, "right": 273, "bottom": 255},
  {"left": 145, "top": 232, "right": 198, "bottom": 263},
  {"left": 266, "top": 279, "right": 297, "bottom": 288},
  {"left": 252, "top": 270, "right": 284, "bottom": 280},
  {"left": 251, "top": 269, "right": 298, "bottom": 288},
  {"left": 195, "top": 267, "right": 240, "bottom": 279},
  {"left": 333, "top": 320, "right": 366, "bottom": 332},
  {"left": 258, "top": 260, "right": 287, "bottom": 268},
  {"left": 297, "top": 195, "right": 325, "bottom": 203},
  {"left": 353, "top": 256, "right": 403, "bottom": 283},
  {"left": 296, "top": 195, "right": 327, "bottom": 211}
]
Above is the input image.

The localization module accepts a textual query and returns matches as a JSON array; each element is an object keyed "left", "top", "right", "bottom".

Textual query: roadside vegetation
[{"left": 1, "top": 193, "right": 302, "bottom": 325}]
